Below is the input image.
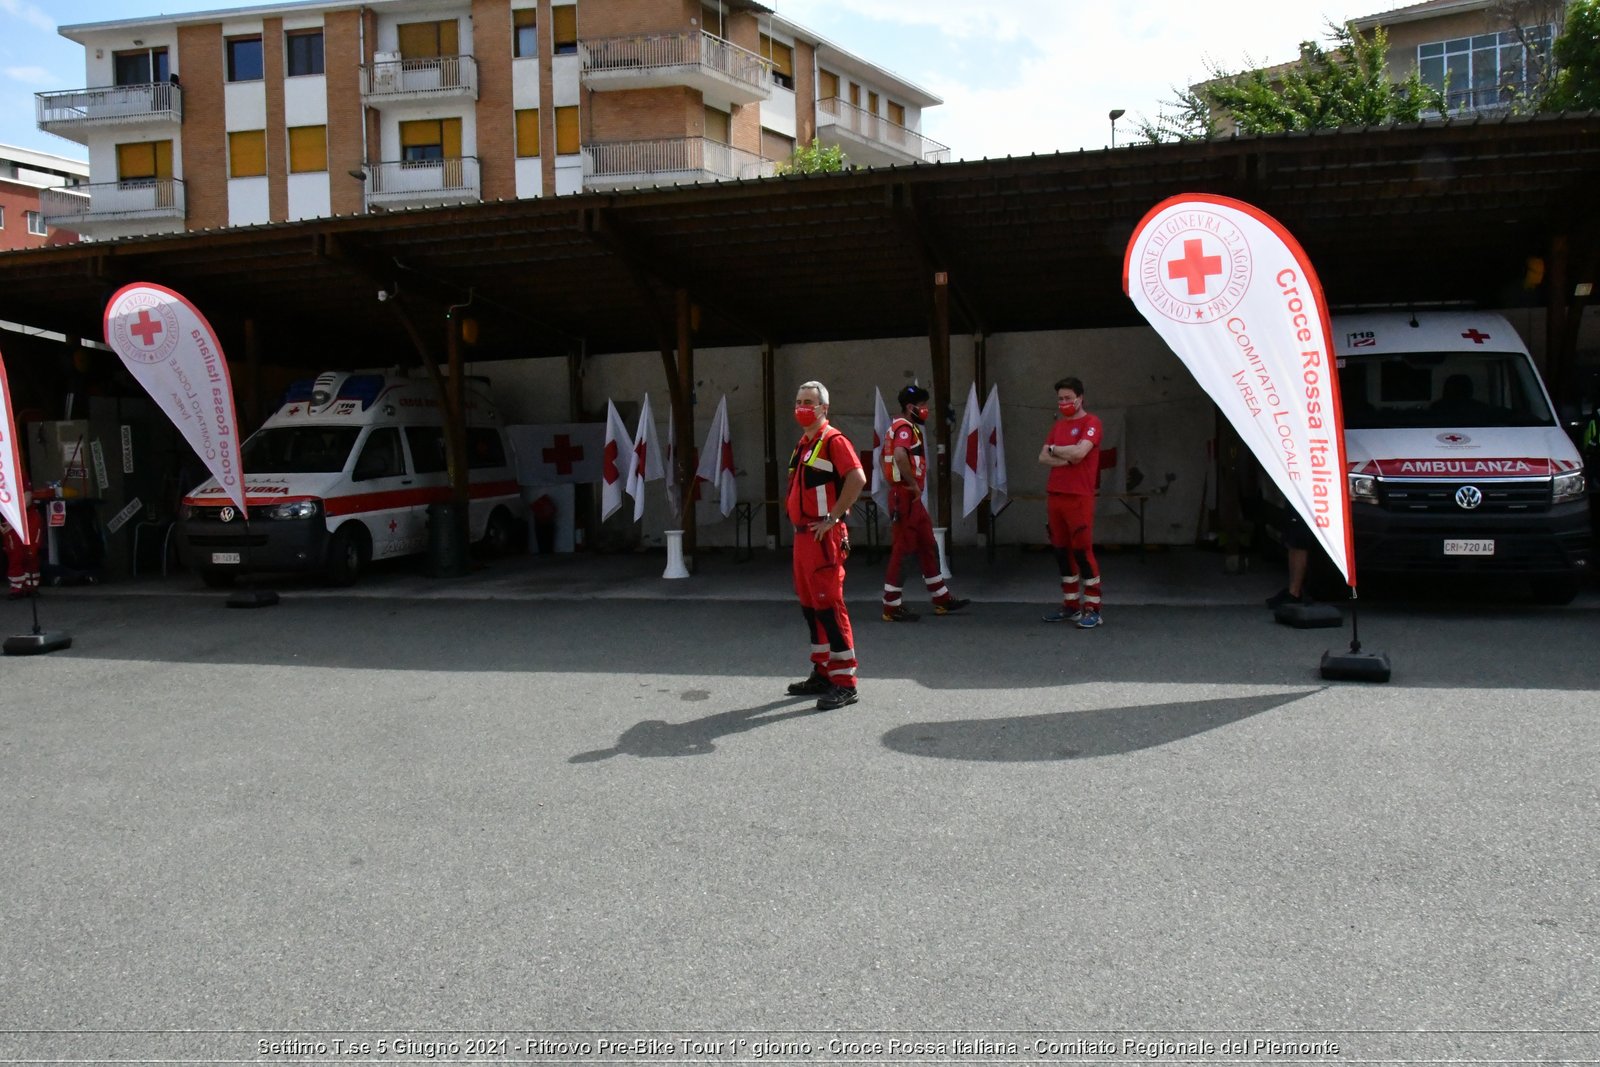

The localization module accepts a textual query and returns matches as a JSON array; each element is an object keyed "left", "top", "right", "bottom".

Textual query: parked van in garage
[
  {"left": 1335, "top": 311, "right": 1589, "bottom": 602},
  {"left": 177, "top": 371, "right": 523, "bottom": 586}
]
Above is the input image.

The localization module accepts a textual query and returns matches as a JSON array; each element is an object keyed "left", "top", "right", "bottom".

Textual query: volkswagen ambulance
[
  {"left": 177, "top": 371, "right": 522, "bottom": 586},
  {"left": 1335, "top": 311, "right": 1589, "bottom": 602}
]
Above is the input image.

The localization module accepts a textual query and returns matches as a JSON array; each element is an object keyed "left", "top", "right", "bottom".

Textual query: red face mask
[
  {"left": 794, "top": 405, "right": 819, "bottom": 428},
  {"left": 1058, "top": 399, "right": 1080, "bottom": 417}
]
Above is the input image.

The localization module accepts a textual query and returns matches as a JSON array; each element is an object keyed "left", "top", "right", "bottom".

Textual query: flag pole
[
  {"left": 4, "top": 578, "right": 73, "bottom": 656},
  {"left": 1320, "top": 582, "right": 1389, "bottom": 681},
  {"left": 226, "top": 513, "right": 278, "bottom": 608}
]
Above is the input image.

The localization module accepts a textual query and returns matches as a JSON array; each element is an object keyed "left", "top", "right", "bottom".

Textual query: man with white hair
[{"left": 783, "top": 380, "right": 867, "bottom": 710}]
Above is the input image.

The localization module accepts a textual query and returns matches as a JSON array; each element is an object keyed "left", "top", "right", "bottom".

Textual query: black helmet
[{"left": 897, "top": 384, "right": 930, "bottom": 409}]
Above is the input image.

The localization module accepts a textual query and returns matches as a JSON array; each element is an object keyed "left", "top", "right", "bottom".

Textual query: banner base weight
[
  {"left": 1320, "top": 649, "right": 1391, "bottom": 683},
  {"left": 5, "top": 631, "right": 73, "bottom": 655},
  {"left": 1275, "top": 602, "right": 1342, "bottom": 628}
]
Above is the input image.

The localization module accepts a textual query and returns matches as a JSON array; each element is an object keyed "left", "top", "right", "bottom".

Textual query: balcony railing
[
  {"left": 364, "top": 157, "right": 480, "bottom": 208},
  {"left": 580, "top": 31, "right": 771, "bottom": 105},
  {"left": 583, "top": 137, "right": 775, "bottom": 189},
  {"left": 361, "top": 55, "right": 478, "bottom": 102},
  {"left": 39, "top": 179, "right": 185, "bottom": 228},
  {"left": 35, "top": 82, "right": 182, "bottom": 140},
  {"left": 817, "top": 97, "right": 950, "bottom": 164}
]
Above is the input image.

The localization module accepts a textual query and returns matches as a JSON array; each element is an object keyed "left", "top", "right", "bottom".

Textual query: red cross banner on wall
[{"left": 505, "top": 424, "right": 605, "bottom": 486}]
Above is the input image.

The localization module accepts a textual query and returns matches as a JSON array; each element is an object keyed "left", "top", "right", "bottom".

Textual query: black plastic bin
[{"left": 426, "top": 500, "right": 471, "bottom": 578}]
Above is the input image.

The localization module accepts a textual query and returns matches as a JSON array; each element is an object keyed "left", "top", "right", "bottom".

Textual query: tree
[
  {"left": 1201, "top": 22, "right": 1444, "bottom": 134},
  {"left": 1544, "top": 0, "right": 1600, "bottom": 110},
  {"left": 1133, "top": 86, "right": 1215, "bottom": 145},
  {"left": 776, "top": 138, "right": 846, "bottom": 175},
  {"left": 1489, "top": 0, "right": 1569, "bottom": 111}
]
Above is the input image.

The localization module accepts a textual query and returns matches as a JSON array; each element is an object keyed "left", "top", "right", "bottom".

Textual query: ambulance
[
  {"left": 1335, "top": 311, "right": 1589, "bottom": 602},
  {"left": 177, "top": 371, "right": 523, "bottom": 586}
]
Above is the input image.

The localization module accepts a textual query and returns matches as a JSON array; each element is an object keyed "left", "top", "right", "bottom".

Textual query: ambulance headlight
[
  {"left": 1552, "top": 468, "right": 1585, "bottom": 504},
  {"left": 1347, "top": 474, "right": 1378, "bottom": 503},
  {"left": 263, "top": 500, "right": 321, "bottom": 520}
]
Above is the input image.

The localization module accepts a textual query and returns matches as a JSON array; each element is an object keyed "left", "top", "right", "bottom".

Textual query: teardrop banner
[
  {"left": 103, "top": 282, "right": 247, "bottom": 516},
  {"left": 1123, "top": 193, "right": 1355, "bottom": 587},
  {"left": 0, "top": 347, "right": 30, "bottom": 544}
]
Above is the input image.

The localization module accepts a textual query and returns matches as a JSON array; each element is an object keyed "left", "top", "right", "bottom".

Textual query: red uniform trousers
[
  {"left": 793, "top": 523, "right": 857, "bottom": 689},
  {"left": 882, "top": 488, "right": 953, "bottom": 608},
  {"left": 1047, "top": 492, "right": 1101, "bottom": 612},
  {"left": 4, "top": 506, "right": 43, "bottom": 598}
]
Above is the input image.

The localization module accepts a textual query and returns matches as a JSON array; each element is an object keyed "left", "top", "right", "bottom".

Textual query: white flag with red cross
[
  {"left": 664, "top": 403, "right": 682, "bottom": 522},
  {"left": 0, "top": 347, "right": 29, "bottom": 545},
  {"left": 869, "top": 387, "right": 891, "bottom": 511},
  {"left": 627, "top": 393, "right": 664, "bottom": 522},
  {"left": 695, "top": 394, "right": 737, "bottom": 517},
  {"left": 957, "top": 382, "right": 987, "bottom": 517},
  {"left": 601, "top": 399, "right": 632, "bottom": 520},
  {"left": 981, "top": 384, "right": 1008, "bottom": 513},
  {"left": 1124, "top": 193, "right": 1355, "bottom": 585},
  {"left": 103, "top": 282, "right": 248, "bottom": 515}
]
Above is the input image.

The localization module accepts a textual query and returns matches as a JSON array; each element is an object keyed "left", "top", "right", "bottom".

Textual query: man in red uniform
[
  {"left": 783, "top": 380, "right": 867, "bottom": 710},
  {"left": 3, "top": 474, "right": 42, "bottom": 599},
  {"left": 1037, "top": 376, "right": 1104, "bottom": 628},
  {"left": 880, "top": 384, "right": 968, "bottom": 621}
]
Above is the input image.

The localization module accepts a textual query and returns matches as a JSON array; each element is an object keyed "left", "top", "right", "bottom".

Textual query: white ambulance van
[
  {"left": 177, "top": 371, "right": 523, "bottom": 586},
  {"left": 1335, "top": 311, "right": 1590, "bottom": 602}
]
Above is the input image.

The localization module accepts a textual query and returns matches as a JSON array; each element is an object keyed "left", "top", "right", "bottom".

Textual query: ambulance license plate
[
  {"left": 211, "top": 552, "right": 242, "bottom": 565},
  {"left": 1444, "top": 539, "right": 1494, "bottom": 556}
]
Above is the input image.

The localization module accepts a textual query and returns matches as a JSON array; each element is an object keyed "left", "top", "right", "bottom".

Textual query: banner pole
[{"left": 1348, "top": 587, "right": 1362, "bottom": 654}]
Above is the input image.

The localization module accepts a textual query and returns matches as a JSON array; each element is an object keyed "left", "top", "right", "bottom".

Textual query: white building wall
[
  {"left": 470, "top": 326, "right": 1215, "bottom": 549},
  {"left": 286, "top": 172, "right": 330, "bottom": 220},
  {"left": 228, "top": 176, "right": 270, "bottom": 226},
  {"left": 762, "top": 87, "right": 796, "bottom": 140}
]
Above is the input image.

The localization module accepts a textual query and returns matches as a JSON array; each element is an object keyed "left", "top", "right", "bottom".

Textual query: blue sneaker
[
  {"left": 1043, "top": 607, "right": 1083, "bottom": 623},
  {"left": 1075, "top": 610, "right": 1102, "bottom": 629}
]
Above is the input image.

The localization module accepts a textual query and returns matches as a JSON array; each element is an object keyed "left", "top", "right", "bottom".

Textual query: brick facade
[
  {"left": 324, "top": 10, "right": 364, "bottom": 216},
  {"left": 177, "top": 23, "right": 228, "bottom": 231},
  {"left": 263, "top": 17, "right": 288, "bottom": 222},
  {"left": 473, "top": 0, "right": 516, "bottom": 202}
]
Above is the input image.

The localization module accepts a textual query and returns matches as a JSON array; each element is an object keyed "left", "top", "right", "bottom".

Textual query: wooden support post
[
  {"left": 675, "top": 289, "right": 696, "bottom": 566},
  {"left": 931, "top": 272, "right": 952, "bottom": 529},
  {"left": 566, "top": 348, "right": 583, "bottom": 422},
  {"left": 1547, "top": 234, "right": 1571, "bottom": 409},
  {"left": 762, "top": 342, "right": 779, "bottom": 549},
  {"left": 445, "top": 314, "right": 468, "bottom": 506}
]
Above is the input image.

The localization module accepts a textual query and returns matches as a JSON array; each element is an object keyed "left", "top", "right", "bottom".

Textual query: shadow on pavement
[{"left": 568, "top": 697, "right": 828, "bottom": 761}]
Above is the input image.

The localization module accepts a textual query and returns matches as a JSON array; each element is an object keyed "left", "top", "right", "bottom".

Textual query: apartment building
[
  {"left": 35, "top": 0, "right": 947, "bottom": 241},
  {"left": 0, "top": 145, "right": 86, "bottom": 251},
  {"left": 1350, "top": 0, "right": 1566, "bottom": 113}
]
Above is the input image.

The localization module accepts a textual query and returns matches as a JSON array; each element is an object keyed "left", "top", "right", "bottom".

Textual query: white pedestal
[
  {"left": 933, "top": 526, "right": 951, "bottom": 580},
  {"left": 662, "top": 529, "right": 690, "bottom": 579}
]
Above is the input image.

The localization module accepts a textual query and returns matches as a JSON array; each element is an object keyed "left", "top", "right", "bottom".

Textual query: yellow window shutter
[
  {"left": 439, "top": 19, "right": 459, "bottom": 56},
  {"left": 117, "top": 142, "right": 156, "bottom": 180},
  {"left": 288, "top": 125, "right": 327, "bottom": 172},
  {"left": 513, "top": 8, "right": 536, "bottom": 28},
  {"left": 400, "top": 119, "right": 439, "bottom": 149},
  {"left": 515, "top": 109, "right": 540, "bottom": 157},
  {"left": 442, "top": 117, "right": 462, "bottom": 159},
  {"left": 154, "top": 139, "right": 173, "bottom": 178},
  {"left": 555, "top": 106, "right": 579, "bottom": 154},
  {"left": 552, "top": 6, "right": 577, "bottom": 49},
  {"left": 888, "top": 101, "right": 905, "bottom": 126},
  {"left": 229, "top": 130, "right": 266, "bottom": 177},
  {"left": 819, "top": 69, "right": 839, "bottom": 98}
]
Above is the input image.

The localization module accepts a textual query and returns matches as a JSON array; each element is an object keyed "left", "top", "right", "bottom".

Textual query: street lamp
[{"left": 1109, "top": 108, "right": 1126, "bottom": 149}]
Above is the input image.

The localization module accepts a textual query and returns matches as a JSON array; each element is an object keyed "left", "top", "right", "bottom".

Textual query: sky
[{"left": 1, "top": 0, "right": 1366, "bottom": 166}]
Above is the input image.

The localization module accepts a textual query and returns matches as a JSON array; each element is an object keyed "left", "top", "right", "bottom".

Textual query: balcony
[
  {"left": 580, "top": 31, "right": 771, "bottom": 109},
  {"left": 364, "top": 157, "right": 480, "bottom": 209},
  {"left": 817, "top": 97, "right": 950, "bottom": 167},
  {"left": 583, "top": 137, "right": 774, "bottom": 190},
  {"left": 39, "top": 180, "right": 185, "bottom": 230},
  {"left": 35, "top": 82, "right": 182, "bottom": 143},
  {"left": 361, "top": 55, "right": 478, "bottom": 104}
]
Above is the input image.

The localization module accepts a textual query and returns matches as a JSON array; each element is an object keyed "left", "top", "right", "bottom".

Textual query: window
[
  {"left": 114, "top": 47, "right": 169, "bottom": 86},
  {"left": 701, "top": 4, "right": 725, "bottom": 37},
  {"left": 555, "top": 106, "right": 579, "bottom": 154},
  {"left": 515, "top": 108, "right": 541, "bottom": 157},
  {"left": 818, "top": 68, "right": 839, "bottom": 99},
  {"left": 397, "top": 19, "right": 459, "bottom": 59},
  {"left": 888, "top": 101, "right": 904, "bottom": 126},
  {"left": 867, "top": 91, "right": 879, "bottom": 115},
  {"left": 761, "top": 129, "right": 794, "bottom": 161},
  {"left": 26, "top": 211, "right": 45, "bottom": 236},
  {"left": 0, "top": 206, "right": 5, "bottom": 229},
  {"left": 242, "top": 427, "right": 359, "bottom": 474},
  {"left": 1338, "top": 351, "right": 1555, "bottom": 429},
  {"left": 353, "top": 428, "right": 405, "bottom": 481},
  {"left": 116, "top": 140, "right": 173, "bottom": 183},
  {"left": 288, "top": 125, "right": 327, "bottom": 172},
  {"left": 286, "top": 30, "right": 324, "bottom": 76},
  {"left": 760, "top": 33, "right": 794, "bottom": 89},
  {"left": 848, "top": 82, "right": 860, "bottom": 107},
  {"left": 227, "top": 36, "right": 264, "bottom": 81},
  {"left": 404, "top": 427, "right": 448, "bottom": 474},
  {"left": 513, "top": 8, "right": 537, "bottom": 58},
  {"left": 400, "top": 117, "right": 462, "bottom": 162},
  {"left": 703, "top": 106, "right": 730, "bottom": 144},
  {"left": 1418, "top": 27, "right": 1552, "bottom": 112},
  {"left": 552, "top": 5, "right": 578, "bottom": 55},
  {"left": 229, "top": 130, "right": 267, "bottom": 177}
]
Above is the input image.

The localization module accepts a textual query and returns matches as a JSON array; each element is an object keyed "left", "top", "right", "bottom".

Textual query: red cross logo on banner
[
  {"left": 1462, "top": 329, "right": 1491, "bottom": 344},
  {"left": 1167, "top": 239, "right": 1223, "bottom": 296},
  {"left": 603, "top": 440, "right": 620, "bottom": 484},
  {"left": 543, "top": 434, "right": 584, "bottom": 476},
  {"left": 130, "top": 309, "right": 165, "bottom": 346}
]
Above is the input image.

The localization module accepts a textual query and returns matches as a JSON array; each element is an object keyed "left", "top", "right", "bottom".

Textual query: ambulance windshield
[
  {"left": 1335, "top": 350, "right": 1555, "bottom": 430},
  {"left": 241, "top": 427, "right": 361, "bottom": 474}
]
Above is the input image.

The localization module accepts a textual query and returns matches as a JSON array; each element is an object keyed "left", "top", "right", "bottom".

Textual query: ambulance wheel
[
  {"left": 1530, "top": 576, "right": 1580, "bottom": 605},
  {"left": 200, "top": 569, "right": 236, "bottom": 589},
  {"left": 325, "top": 524, "right": 370, "bottom": 586},
  {"left": 480, "top": 507, "right": 522, "bottom": 558}
]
